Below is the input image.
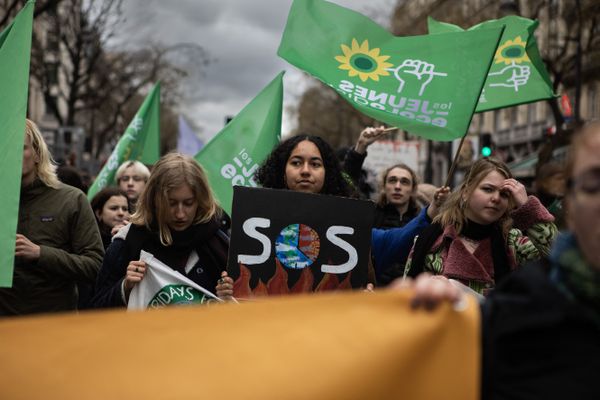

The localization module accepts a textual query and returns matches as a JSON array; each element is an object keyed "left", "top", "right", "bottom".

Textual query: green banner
[
  {"left": 278, "top": 0, "right": 503, "bottom": 141},
  {"left": 0, "top": 1, "right": 34, "bottom": 287},
  {"left": 194, "top": 72, "right": 283, "bottom": 215},
  {"left": 88, "top": 83, "right": 161, "bottom": 199},
  {"left": 428, "top": 16, "right": 555, "bottom": 112}
]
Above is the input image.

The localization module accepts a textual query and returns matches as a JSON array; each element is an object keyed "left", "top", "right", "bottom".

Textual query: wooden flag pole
[
  {"left": 382, "top": 127, "right": 398, "bottom": 132},
  {"left": 443, "top": 132, "right": 469, "bottom": 188}
]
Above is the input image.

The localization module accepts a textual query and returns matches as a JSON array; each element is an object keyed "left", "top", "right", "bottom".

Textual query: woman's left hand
[
  {"left": 502, "top": 178, "right": 528, "bottom": 208},
  {"left": 216, "top": 271, "right": 234, "bottom": 301}
]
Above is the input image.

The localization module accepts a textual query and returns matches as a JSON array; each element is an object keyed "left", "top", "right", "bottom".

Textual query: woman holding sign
[
  {"left": 216, "top": 134, "right": 447, "bottom": 296},
  {"left": 404, "top": 157, "right": 557, "bottom": 296},
  {"left": 92, "top": 153, "right": 229, "bottom": 308}
]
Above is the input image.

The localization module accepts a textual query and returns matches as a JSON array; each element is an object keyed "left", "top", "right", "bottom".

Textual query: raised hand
[
  {"left": 354, "top": 125, "right": 389, "bottom": 154},
  {"left": 427, "top": 186, "right": 451, "bottom": 219}
]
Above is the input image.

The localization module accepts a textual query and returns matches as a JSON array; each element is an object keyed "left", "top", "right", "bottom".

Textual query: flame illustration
[{"left": 233, "top": 260, "right": 353, "bottom": 299}]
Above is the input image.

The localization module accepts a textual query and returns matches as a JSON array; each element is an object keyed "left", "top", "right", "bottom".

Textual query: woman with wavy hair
[
  {"left": 92, "top": 153, "right": 229, "bottom": 308},
  {"left": 404, "top": 157, "right": 557, "bottom": 295},
  {"left": 255, "top": 134, "right": 354, "bottom": 197},
  {"left": 216, "top": 134, "right": 448, "bottom": 297}
]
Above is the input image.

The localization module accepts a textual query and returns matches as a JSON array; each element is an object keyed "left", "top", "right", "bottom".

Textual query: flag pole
[{"left": 443, "top": 131, "right": 469, "bottom": 188}]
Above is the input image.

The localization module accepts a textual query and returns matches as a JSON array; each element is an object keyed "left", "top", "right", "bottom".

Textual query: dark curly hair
[{"left": 256, "top": 134, "right": 353, "bottom": 197}]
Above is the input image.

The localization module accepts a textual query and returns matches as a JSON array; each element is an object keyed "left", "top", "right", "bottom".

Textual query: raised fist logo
[
  {"left": 488, "top": 62, "right": 531, "bottom": 92},
  {"left": 387, "top": 59, "right": 448, "bottom": 96}
]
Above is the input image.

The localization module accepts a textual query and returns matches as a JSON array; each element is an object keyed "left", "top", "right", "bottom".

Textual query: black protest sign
[{"left": 227, "top": 187, "right": 374, "bottom": 298}]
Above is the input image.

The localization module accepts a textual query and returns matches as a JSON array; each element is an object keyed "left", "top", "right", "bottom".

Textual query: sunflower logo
[
  {"left": 335, "top": 39, "right": 393, "bottom": 82},
  {"left": 494, "top": 36, "right": 530, "bottom": 65}
]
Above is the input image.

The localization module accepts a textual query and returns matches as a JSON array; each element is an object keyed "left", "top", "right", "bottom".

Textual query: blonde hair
[
  {"left": 131, "top": 153, "right": 221, "bottom": 246},
  {"left": 434, "top": 158, "right": 514, "bottom": 236},
  {"left": 25, "top": 119, "right": 60, "bottom": 189},
  {"left": 376, "top": 163, "right": 419, "bottom": 208},
  {"left": 115, "top": 160, "right": 150, "bottom": 183}
]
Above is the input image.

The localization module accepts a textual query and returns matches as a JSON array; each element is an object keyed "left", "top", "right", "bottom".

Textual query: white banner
[{"left": 128, "top": 250, "right": 221, "bottom": 310}]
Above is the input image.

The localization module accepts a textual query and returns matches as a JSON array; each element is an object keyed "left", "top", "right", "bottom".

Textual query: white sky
[{"left": 116, "top": 0, "right": 396, "bottom": 142}]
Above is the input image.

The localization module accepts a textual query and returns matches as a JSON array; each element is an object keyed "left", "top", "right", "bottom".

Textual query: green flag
[
  {"left": 428, "top": 16, "right": 555, "bottom": 112},
  {"left": 194, "top": 72, "right": 283, "bottom": 215},
  {"left": 0, "top": 1, "right": 34, "bottom": 287},
  {"left": 88, "top": 83, "right": 161, "bottom": 199},
  {"left": 277, "top": 0, "right": 503, "bottom": 141}
]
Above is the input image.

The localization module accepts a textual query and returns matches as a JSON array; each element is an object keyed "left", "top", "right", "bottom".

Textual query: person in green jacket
[{"left": 0, "top": 119, "right": 104, "bottom": 316}]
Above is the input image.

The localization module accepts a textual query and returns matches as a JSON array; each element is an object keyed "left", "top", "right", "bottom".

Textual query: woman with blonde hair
[
  {"left": 404, "top": 157, "right": 557, "bottom": 295},
  {"left": 115, "top": 160, "right": 151, "bottom": 212},
  {"left": 92, "top": 153, "right": 229, "bottom": 308},
  {"left": 0, "top": 120, "right": 103, "bottom": 315}
]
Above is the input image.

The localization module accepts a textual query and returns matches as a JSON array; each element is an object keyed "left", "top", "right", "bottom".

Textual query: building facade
[{"left": 391, "top": 0, "right": 600, "bottom": 185}]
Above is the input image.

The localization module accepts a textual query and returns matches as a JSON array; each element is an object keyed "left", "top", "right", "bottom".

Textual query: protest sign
[{"left": 228, "top": 187, "right": 374, "bottom": 297}]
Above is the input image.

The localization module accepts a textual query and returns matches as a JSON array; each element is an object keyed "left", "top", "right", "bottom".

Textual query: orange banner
[{"left": 0, "top": 290, "right": 480, "bottom": 399}]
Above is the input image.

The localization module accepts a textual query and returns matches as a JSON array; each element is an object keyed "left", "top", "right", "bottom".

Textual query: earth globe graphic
[{"left": 275, "top": 223, "right": 320, "bottom": 269}]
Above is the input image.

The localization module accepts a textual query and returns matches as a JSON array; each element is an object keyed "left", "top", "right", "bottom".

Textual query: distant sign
[
  {"left": 363, "top": 140, "right": 420, "bottom": 174},
  {"left": 227, "top": 187, "right": 374, "bottom": 298}
]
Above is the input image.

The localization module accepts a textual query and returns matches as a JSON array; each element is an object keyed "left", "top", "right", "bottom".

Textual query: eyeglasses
[{"left": 119, "top": 175, "right": 144, "bottom": 183}]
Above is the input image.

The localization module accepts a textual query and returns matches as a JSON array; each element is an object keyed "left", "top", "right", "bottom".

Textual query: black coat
[
  {"left": 481, "top": 260, "right": 600, "bottom": 400},
  {"left": 373, "top": 203, "right": 420, "bottom": 229},
  {"left": 92, "top": 223, "right": 229, "bottom": 308}
]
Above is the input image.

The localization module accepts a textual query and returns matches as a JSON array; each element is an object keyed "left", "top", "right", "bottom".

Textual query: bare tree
[
  {"left": 0, "top": 0, "right": 63, "bottom": 27},
  {"left": 2, "top": 0, "right": 210, "bottom": 165}
]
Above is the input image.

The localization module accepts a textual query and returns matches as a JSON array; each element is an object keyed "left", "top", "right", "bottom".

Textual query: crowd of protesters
[{"left": 1, "top": 117, "right": 598, "bottom": 397}]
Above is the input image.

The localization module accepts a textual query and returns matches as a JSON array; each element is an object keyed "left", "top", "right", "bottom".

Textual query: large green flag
[
  {"left": 428, "top": 16, "right": 555, "bottom": 112},
  {"left": 277, "top": 0, "right": 503, "bottom": 141},
  {"left": 88, "top": 83, "right": 161, "bottom": 199},
  {"left": 194, "top": 72, "right": 283, "bottom": 215},
  {"left": 0, "top": 1, "right": 34, "bottom": 287}
]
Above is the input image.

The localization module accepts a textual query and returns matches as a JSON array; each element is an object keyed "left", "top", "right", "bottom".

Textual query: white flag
[{"left": 128, "top": 250, "right": 221, "bottom": 310}]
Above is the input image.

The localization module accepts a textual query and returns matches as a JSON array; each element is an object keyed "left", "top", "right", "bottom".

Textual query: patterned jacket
[{"left": 404, "top": 196, "right": 557, "bottom": 295}]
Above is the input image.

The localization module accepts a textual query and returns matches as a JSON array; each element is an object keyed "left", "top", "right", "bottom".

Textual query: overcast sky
[{"left": 116, "top": 0, "right": 396, "bottom": 142}]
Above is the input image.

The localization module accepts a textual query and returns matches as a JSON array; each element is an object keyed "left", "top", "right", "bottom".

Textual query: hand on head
[{"left": 501, "top": 178, "right": 528, "bottom": 208}]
